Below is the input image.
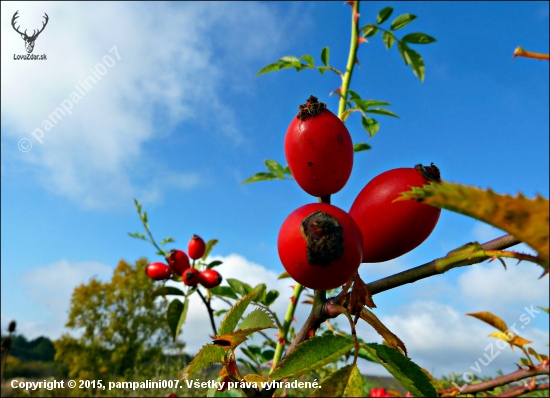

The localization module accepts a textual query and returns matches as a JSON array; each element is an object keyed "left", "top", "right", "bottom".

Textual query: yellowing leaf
[
  {"left": 398, "top": 182, "right": 549, "bottom": 270},
  {"left": 528, "top": 347, "right": 549, "bottom": 363},
  {"left": 510, "top": 335, "right": 532, "bottom": 347},
  {"left": 311, "top": 364, "right": 363, "bottom": 397},
  {"left": 243, "top": 374, "right": 267, "bottom": 384},
  {"left": 467, "top": 311, "right": 509, "bottom": 333},
  {"left": 360, "top": 308, "right": 407, "bottom": 355}
]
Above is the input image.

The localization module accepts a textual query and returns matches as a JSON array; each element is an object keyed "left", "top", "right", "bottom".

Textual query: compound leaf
[{"left": 398, "top": 182, "right": 549, "bottom": 270}]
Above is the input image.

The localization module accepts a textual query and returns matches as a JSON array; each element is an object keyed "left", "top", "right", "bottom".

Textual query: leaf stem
[
  {"left": 196, "top": 288, "right": 217, "bottom": 336},
  {"left": 367, "top": 234, "right": 520, "bottom": 295},
  {"left": 338, "top": 0, "right": 360, "bottom": 119},
  {"left": 271, "top": 283, "right": 303, "bottom": 370}
]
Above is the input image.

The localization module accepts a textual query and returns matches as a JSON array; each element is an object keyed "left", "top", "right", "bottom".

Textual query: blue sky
[{"left": 2, "top": 1, "right": 548, "bottom": 379}]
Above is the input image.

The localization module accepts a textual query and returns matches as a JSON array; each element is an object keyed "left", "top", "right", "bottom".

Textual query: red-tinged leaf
[
  {"left": 349, "top": 274, "right": 376, "bottom": 313},
  {"left": 467, "top": 311, "right": 509, "bottom": 333},
  {"left": 360, "top": 308, "right": 407, "bottom": 355}
]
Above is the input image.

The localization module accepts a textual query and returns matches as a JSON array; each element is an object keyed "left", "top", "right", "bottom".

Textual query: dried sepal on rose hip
[
  {"left": 145, "top": 262, "right": 172, "bottom": 281},
  {"left": 182, "top": 267, "right": 201, "bottom": 286},
  {"left": 188, "top": 235, "right": 206, "bottom": 260},
  {"left": 165, "top": 249, "right": 190, "bottom": 276},
  {"left": 284, "top": 95, "right": 354, "bottom": 197},
  {"left": 199, "top": 269, "right": 222, "bottom": 289},
  {"left": 277, "top": 203, "right": 363, "bottom": 290},
  {"left": 349, "top": 163, "right": 442, "bottom": 263}
]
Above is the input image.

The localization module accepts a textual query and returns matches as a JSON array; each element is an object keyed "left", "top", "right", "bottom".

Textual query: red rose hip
[
  {"left": 199, "top": 269, "right": 222, "bottom": 289},
  {"left": 145, "top": 262, "right": 172, "bottom": 281},
  {"left": 182, "top": 268, "right": 201, "bottom": 286},
  {"left": 165, "top": 249, "right": 190, "bottom": 276},
  {"left": 349, "top": 164, "right": 442, "bottom": 263},
  {"left": 277, "top": 203, "right": 363, "bottom": 290},
  {"left": 284, "top": 95, "right": 353, "bottom": 198},
  {"left": 188, "top": 235, "right": 206, "bottom": 260}
]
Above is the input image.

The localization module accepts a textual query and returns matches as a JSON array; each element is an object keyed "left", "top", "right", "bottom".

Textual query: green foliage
[
  {"left": 53, "top": 258, "right": 177, "bottom": 379},
  {"left": 269, "top": 334, "right": 355, "bottom": 380},
  {"left": 311, "top": 364, "right": 363, "bottom": 397},
  {"left": 361, "top": 343, "right": 437, "bottom": 397},
  {"left": 7, "top": 335, "right": 56, "bottom": 362}
]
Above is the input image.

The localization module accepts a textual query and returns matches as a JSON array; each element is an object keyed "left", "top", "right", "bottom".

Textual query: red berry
[
  {"left": 349, "top": 164, "right": 442, "bottom": 263},
  {"left": 167, "top": 394, "right": 177, "bottom": 398},
  {"left": 284, "top": 95, "right": 353, "bottom": 197},
  {"left": 145, "top": 262, "right": 172, "bottom": 281},
  {"left": 369, "top": 387, "right": 388, "bottom": 397},
  {"left": 188, "top": 235, "right": 206, "bottom": 260},
  {"left": 277, "top": 203, "right": 363, "bottom": 290},
  {"left": 165, "top": 249, "right": 190, "bottom": 276},
  {"left": 199, "top": 269, "right": 222, "bottom": 289},
  {"left": 182, "top": 268, "right": 200, "bottom": 286}
]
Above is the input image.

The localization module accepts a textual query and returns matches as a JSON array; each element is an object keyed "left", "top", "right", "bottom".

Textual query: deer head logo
[{"left": 12, "top": 11, "right": 49, "bottom": 54}]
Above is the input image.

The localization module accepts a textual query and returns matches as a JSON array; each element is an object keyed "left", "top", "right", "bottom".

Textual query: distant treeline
[{"left": 2, "top": 334, "right": 56, "bottom": 362}]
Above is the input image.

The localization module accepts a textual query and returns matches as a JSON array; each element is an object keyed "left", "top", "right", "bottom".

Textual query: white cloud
[
  {"left": 1, "top": 260, "right": 112, "bottom": 339},
  {"left": 377, "top": 301, "right": 549, "bottom": 378},
  {"left": 1, "top": 2, "right": 292, "bottom": 209}
]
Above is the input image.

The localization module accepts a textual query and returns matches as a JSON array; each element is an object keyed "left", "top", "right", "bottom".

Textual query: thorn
[
  {"left": 357, "top": 36, "right": 368, "bottom": 46},
  {"left": 355, "top": 57, "right": 361, "bottom": 66},
  {"left": 329, "top": 86, "right": 342, "bottom": 97},
  {"left": 289, "top": 285, "right": 295, "bottom": 289},
  {"left": 497, "top": 257, "right": 507, "bottom": 270},
  {"left": 290, "top": 296, "right": 297, "bottom": 306},
  {"left": 292, "top": 316, "right": 298, "bottom": 323},
  {"left": 354, "top": 11, "right": 360, "bottom": 25},
  {"left": 488, "top": 257, "right": 495, "bottom": 263}
]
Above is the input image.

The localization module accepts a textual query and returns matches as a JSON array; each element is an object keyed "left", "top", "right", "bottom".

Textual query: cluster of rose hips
[
  {"left": 145, "top": 234, "right": 222, "bottom": 289},
  {"left": 278, "top": 95, "right": 441, "bottom": 290}
]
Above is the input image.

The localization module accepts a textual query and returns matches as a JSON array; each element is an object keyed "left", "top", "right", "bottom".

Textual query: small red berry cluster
[
  {"left": 145, "top": 234, "right": 222, "bottom": 289},
  {"left": 278, "top": 96, "right": 441, "bottom": 291}
]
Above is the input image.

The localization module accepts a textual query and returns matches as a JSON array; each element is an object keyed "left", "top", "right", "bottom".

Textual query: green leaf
[
  {"left": 539, "top": 307, "right": 549, "bottom": 314},
  {"left": 206, "top": 260, "right": 223, "bottom": 269},
  {"left": 358, "top": 99, "right": 391, "bottom": 108},
  {"left": 366, "top": 108, "right": 400, "bottom": 118},
  {"left": 321, "top": 47, "right": 330, "bottom": 66},
  {"left": 151, "top": 286, "right": 185, "bottom": 299},
  {"left": 241, "top": 172, "right": 278, "bottom": 184},
  {"left": 227, "top": 278, "right": 253, "bottom": 297},
  {"left": 361, "top": 343, "right": 437, "bottom": 397},
  {"left": 167, "top": 298, "right": 188, "bottom": 341},
  {"left": 180, "top": 343, "right": 226, "bottom": 380},
  {"left": 361, "top": 24, "right": 378, "bottom": 38},
  {"left": 397, "top": 41, "right": 410, "bottom": 65},
  {"left": 390, "top": 14, "right": 417, "bottom": 30},
  {"left": 277, "top": 271, "right": 290, "bottom": 279},
  {"left": 159, "top": 237, "right": 175, "bottom": 245},
  {"left": 283, "top": 165, "right": 292, "bottom": 176},
  {"left": 382, "top": 31, "right": 395, "bottom": 49},
  {"left": 361, "top": 117, "right": 380, "bottom": 138},
  {"left": 300, "top": 54, "right": 314, "bottom": 66},
  {"left": 202, "top": 239, "right": 218, "bottom": 261},
  {"left": 404, "top": 47, "right": 425, "bottom": 82},
  {"left": 264, "top": 290, "right": 280, "bottom": 306},
  {"left": 278, "top": 55, "right": 301, "bottom": 66},
  {"left": 264, "top": 159, "right": 285, "bottom": 178},
  {"left": 210, "top": 286, "right": 239, "bottom": 300},
  {"left": 377, "top": 7, "right": 393, "bottom": 24},
  {"left": 357, "top": 346, "right": 381, "bottom": 363},
  {"left": 401, "top": 33, "right": 436, "bottom": 44},
  {"left": 238, "top": 308, "right": 275, "bottom": 331},
  {"left": 269, "top": 334, "right": 354, "bottom": 380},
  {"left": 311, "top": 364, "right": 363, "bottom": 397},
  {"left": 251, "top": 283, "right": 267, "bottom": 303},
  {"left": 237, "top": 358, "right": 259, "bottom": 374},
  {"left": 348, "top": 90, "right": 361, "bottom": 101},
  {"left": 353, "top": 143, "right": 372, "bottom": 153},
  {"left": 218, "top": 292, "right": 259, "bottom": 336},
  {"left": 214, "top": 309, "right": 228, "bottom": 317},
  {"left": 256, "top": 62, "right": 283, "bottom": 77}
]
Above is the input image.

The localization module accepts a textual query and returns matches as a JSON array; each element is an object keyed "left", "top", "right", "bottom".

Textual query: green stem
[
  {"left": 271, "top": 283, "right": 303, "bottom": 369},
  {"left": 338, "top": 0, "right": 360, "bottom": 119}
]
